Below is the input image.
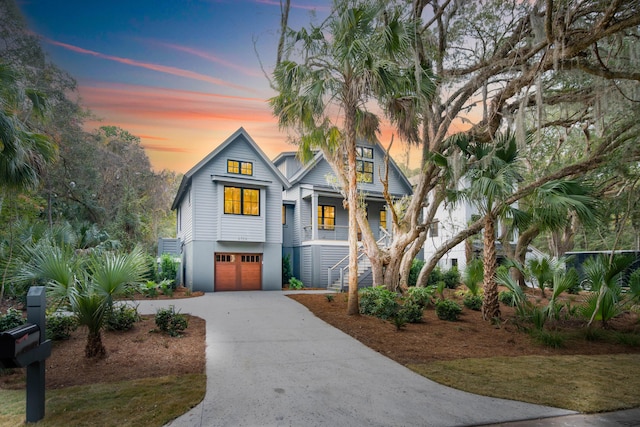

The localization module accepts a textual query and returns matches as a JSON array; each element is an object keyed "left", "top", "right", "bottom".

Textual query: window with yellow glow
[
  {"left": 318, "top": 205, "right": 335, "bottom": 230},
  {"left": 224, "top": 186, "right": 259, "bottom": 216},
  {"left": 227, "top": 159, "right": 253, "bottom": 175}
]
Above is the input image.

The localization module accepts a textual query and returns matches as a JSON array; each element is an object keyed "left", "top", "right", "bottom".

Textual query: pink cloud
[
  {"left": 151, "top": 41, "right": 262, "bottom": 77},
  {"left": 43, "top": 38, "right": 258, "bottom": 94}
]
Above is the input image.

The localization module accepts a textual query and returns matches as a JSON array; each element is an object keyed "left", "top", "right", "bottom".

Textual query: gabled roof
[
  {"left": 171, "top": 127, "right": 290, "bottom": 210},
  {"left": 287, "top": 142, "right": 413, "bottom": 194}
]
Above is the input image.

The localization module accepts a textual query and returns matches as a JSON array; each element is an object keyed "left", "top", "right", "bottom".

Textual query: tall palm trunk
[
  {"left": 346, "top": 103, "right": 360, "bottom": 316},
  {"left": 482, "top": 213, "right": 500, "bottom": 320}
]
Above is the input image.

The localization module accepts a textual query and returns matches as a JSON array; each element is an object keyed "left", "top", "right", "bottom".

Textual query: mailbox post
[
  {"left": 26, "top": 286, "right": 49, "bottom": 423},
  {"left": 0, "top": 286, "right": 51, "bottom": 423}
]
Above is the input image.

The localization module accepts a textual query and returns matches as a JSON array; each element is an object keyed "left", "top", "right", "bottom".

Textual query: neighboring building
[{"left": 170, "top": 127, "right": 412, "bottom": 292}]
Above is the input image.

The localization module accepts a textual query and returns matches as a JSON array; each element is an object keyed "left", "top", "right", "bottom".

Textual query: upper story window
[
  {"left": 356, "top": 146, "right": 374, "bottom": 183},
  {"left": 380, "top": 209, "right": 387, "bottom": 227},
  {"left": 227, "top": 159, "right": 253, "bottom": 176},
  {"left": 224, "top": 186, "right": 260, "bottom": 216},
  {"left": 318, "top": 205, "right": 335, "bottom": 230},
  {"left": 429, "top": 220, "right": 439, "bottom": 237}
]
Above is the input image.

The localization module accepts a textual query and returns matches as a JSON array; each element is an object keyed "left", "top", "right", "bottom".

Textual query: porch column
[{"left": 311, "top": 192, "right": 319, "bottom": 240}]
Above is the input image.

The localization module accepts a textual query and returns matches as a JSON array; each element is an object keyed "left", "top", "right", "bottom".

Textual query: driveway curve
[{"left": 136, "top": 291, "right": 575, "bottom": 427}]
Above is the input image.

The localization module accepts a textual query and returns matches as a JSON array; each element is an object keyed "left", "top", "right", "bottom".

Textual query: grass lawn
[
  {"left": 409, "top": 354, "right": 640, "bottom": 413},
  {"left": 0, "top": 374, "right": 205, "bottom": 427}
]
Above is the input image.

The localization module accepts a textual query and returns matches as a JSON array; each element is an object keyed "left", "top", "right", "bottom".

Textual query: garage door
[{"left": 215, "top": 253, "right": 262, "bottom": 291}]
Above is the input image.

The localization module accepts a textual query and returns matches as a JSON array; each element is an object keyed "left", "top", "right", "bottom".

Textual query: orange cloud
[
  {"left": 141, "top": 143, "right": 189, "bottom": 153},
  {"left": 43, "top": 38, "right": 257, "bottom": 94}
]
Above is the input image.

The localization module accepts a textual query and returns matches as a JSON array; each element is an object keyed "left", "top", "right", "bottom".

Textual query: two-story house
[{"left": 171, "top": 128, "right": 412, "bottom": 292}]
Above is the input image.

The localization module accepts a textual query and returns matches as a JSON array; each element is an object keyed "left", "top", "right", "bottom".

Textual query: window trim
[
  {"left": 227, "top": 159, "right": 253, "bottom": 176},
  {"left": 224, "top": 186, "right": 260, "bottom": 216}
]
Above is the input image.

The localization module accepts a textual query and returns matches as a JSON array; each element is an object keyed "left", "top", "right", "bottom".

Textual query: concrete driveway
[{"left": 136, "top": 291, "right": 575, "bottom": 427}]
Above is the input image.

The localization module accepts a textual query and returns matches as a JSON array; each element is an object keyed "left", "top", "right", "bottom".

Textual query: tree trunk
[
  {"left": 346, "top": 106, "right": 359, "bottom": 316},
  {"left": 85, "top": 330, "right": 106, "bottom": 359},
  {"left": 482, "top": 213, "right": 501, "bottom": 320},
  {"left": 515, "top": 225, "right": 540, "bottom": 288}
]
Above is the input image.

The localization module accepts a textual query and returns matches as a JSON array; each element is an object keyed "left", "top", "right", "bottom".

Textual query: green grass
[
  {"left": 0, "top": 374, "right": 205, "bottom": 427},
  {"left": 408, "top": 354, "right": 640, "bottom": 413}
]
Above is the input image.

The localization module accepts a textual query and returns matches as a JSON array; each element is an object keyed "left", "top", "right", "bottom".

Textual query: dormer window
[
  {"left": 227, "top": 160, "right": 253, "bottom": 176},
  {"left": 356, "top": 146, "right": 374, "bottom": 183}
]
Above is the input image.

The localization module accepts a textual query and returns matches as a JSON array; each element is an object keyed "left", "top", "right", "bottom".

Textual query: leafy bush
[
  {"left": 155, "top": 306, "right": 188, "bottom": 337},
  {"left": 288, "top": 277, "right": 304, "bottom": 290},
  {"left": 499, "top": 290, "right": 517, "bottom": 307},
  {"left": 46, "top": 313, "right": 78, "bottom": 340},
  {"left": 106, "top": 304, "right": 140, "bottom": 331},
  {"left": 426, "top": 267, "right": 444, "bottom": 288},
  {"left": 397, "top": 302, "right": 424, "bottom": 323},
  {"left": 159, "top": 279, "right": 175, "bottom": 297},
  {"left": 158, "top": 253, "right": 179, "bottom": 282},
  {"left": 325, "top": 294, "right": 334, "bottom": 302},
  {"left": 443, "top": 267, "right": 460, "bottom": 289},
  {"left": 435, "top": 299, "right": 462, "bottom": 321},
  {"left": 359, "top": 286, "right": 399, "bottom": 320},
  {"left": 408, "top": 259, "right": 425, "bottom": 287},
  {"left": 0, "top": 308, "right": 25, "bottom": 331},
  {"left": 140, "top": 281, "right": 159, "bottom": 298},
  {"left": 405, "top": 286, "right": 435, "bottom": 308},
  {"left": 282, "top": 254, "right": 293, "bottom": 285},
  {"left": 463, "top": 294, "right": 482, "bottom": 311}
]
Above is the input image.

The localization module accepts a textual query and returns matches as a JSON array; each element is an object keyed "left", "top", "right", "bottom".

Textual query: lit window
[
  {"left": 380, "top": 209, "right": 387, "bottom": 226},
  {"left": 356, "top": 160, "right": 373, "bottom": 183},
  {"left": 282, "top": 205, "right": 286, "bottom": 225},
  {"left": 224, "top": 186, "right": 260, "bottom": 216},
  {"left": 227, "top": 159, "right": 253, "bottom": 175},
  {"left": 318, "top": 205, "right": 335, "bottom": 230}
]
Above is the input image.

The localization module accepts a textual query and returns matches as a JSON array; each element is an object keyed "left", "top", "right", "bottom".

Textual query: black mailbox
[{"left": 0, "top": 324, "right": 41, "bottom": 367}]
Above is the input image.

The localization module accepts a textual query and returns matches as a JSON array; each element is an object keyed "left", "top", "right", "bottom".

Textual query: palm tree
[
  {"left": 270, "top": 0, "right": 428, "bottom": 314},
  {"left": 0, "top": 62, "right": 56, "bottom": 192},
  {"left": 461, "top": 131, "right": 522, "bottom": 320},
  {"left": 581, "top": 254, "right": 631, "bottom": 328}
]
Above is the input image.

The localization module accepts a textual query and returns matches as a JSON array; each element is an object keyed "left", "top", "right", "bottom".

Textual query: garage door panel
[{"left": 215, "top": 253, "right": 262, "bottom": 291}]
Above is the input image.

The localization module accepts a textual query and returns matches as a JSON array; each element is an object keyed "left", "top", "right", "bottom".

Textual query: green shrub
[
  {"left": 0, "top": 308, "right": 25, "bottom": 331},
  {"left": 405, "top": 286, "right": 435, "bottom": 308},
  {"left": 155, "top": 306, "right": 188, "bottom": 337},
  {"left": 159, "top": 279, "right": 175, "bottom": 297},
  {"left": 408, "top": 259, "right": 425, "bottom": 287},
  {"left": 499, "top": 290, "right": 517, "bottom": 307},
  {"left": 140, "top": 281, "right": 160, "bottom": 298},
  {"left": 443, "top": 267, "right": 460, "bottom": 289},
  {"left": 282, "top": 254, "right": 293, "bottom": 285},
  {"left": 531, "top": 329, "right": 565, "bottom": 348},
  {"left": 359, "top": 286, "right": 399, "bottom": 320},
  {"left": 158, "top": 253, "right": 179, "bottom": 282},
  {"left": 46, "top": 313, "right": 78, "bottom": 340},
  {"left": 426, "top": 267, "right": 444, "bottom": 288},
  {"left": 325, "top": 294, "right": 334, "bottom": 302},
  {"left": 435, "top": 299, "right": 462, "bottom": 321},
  {"left": 106, "top": 304, "right": 140, "bottom": 331},
  {"left": 398, "top": 302, "right": 424, "bottom": 323},
  {"left": 613, "top": 332, "right": 640, "bottom": 347},
  {"left": 463, "top": 294, "right": 483, "bottom": 311},
  {"left": 288, "top": 277, "right": 304, "bottom": 290}
]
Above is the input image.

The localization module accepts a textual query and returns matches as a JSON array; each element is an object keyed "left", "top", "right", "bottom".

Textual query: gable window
[
  {"left": 224, "top": 186, "right": 260, "bottom": 216},
  {"left": 318, "top": 205, "right": 335, "bottom": 230},
  {"left": 355, "top": 146, "right": 374, "bottom": 183},
  {"left": 429, "top": 220, "right": 439, "bottom": 237},
  {"left": 227, "top": 159, "right": 253, "bottom": 176}
]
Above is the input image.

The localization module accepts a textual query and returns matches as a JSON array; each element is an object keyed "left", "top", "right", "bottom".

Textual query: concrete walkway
[{"left": 137, "top": 291, "right": 577, "bottom": 427}]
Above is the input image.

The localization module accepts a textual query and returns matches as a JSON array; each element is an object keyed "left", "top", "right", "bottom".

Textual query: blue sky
[{"left": 17, "top": 0, "right": 411, "bottom": 173}]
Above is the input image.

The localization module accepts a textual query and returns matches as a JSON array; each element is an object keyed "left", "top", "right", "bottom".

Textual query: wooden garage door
[{"left": 215, "top": 253, "right": 262, "bottom": 291}]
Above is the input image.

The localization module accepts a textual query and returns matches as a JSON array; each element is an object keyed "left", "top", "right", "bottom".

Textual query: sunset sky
[{"left": 17, "top": 0, "right": 418, "bottom": 174}]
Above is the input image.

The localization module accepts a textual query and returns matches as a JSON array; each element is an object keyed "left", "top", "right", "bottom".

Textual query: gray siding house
[
  {"left": 171, "top": 128, "right": 412, "bottom": 292},
  {"left": 172, "top": 128, "right": 290, "bottom": 292}
]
